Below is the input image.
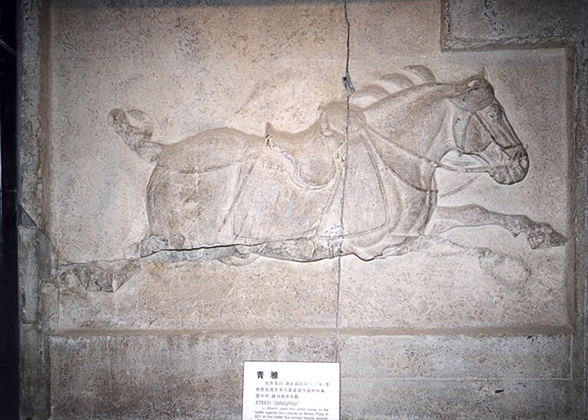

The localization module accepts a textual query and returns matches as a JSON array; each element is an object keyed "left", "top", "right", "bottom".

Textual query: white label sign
[{"left": 242, "top": 361, "right": 340, "bottom": 420}]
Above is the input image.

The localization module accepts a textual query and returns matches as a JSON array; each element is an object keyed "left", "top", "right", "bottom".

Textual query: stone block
[
  {"left": 19, "top": 225, "right": 58, "bottom": 327},
  {"left": 341, "top": 378, "right": 576, "bottom": 420},
  {"left": 17, "top": 0, "right": 587, "bottom": 419},
  {"left": 339, "top": 335, "right": 571, "bottom": 379},
  {"left": 19, "top": 226, "right": 40, "bottom": 324},
  {"left": 49, "top": 333, "right": 337, "bottom": 420},
  {"left": 19, "top": 0, "right": 51, "bottom": 227},
  {"left": 50, "top": 0, "right": 572, "bottom": 334},
  {"left": 339, "top": 31, "right": 571, "bottom": 329},
  {"left": 21, "top": 324, "right": 51, "bottom": 420},
  {"left": 443, "top": 0, "right": 582, "bottom": 50}
]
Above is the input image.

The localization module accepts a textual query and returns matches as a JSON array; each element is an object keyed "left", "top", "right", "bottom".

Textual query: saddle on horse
[{"left": 264, "top": 120, "right": 343, "bottom": 188}]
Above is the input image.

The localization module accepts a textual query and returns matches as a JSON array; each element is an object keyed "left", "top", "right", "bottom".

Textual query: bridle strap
[{"left": 365, "top": 127, "right": 490, "bottom": 174}]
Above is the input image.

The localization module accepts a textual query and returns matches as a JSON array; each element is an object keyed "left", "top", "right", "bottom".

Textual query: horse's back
[{"left": 156, "top": 128, "right": 263, "bottom": 173}]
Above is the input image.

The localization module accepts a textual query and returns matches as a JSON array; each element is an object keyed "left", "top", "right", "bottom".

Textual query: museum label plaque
[{"left": 242, "top": 361, "right": 340, "bottom": 420}]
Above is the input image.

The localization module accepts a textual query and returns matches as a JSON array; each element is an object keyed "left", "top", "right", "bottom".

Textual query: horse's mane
[{"left": 350, "top": 65, "right": 466, "bottom": 109}]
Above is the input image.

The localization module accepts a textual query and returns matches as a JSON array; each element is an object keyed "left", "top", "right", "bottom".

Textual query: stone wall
[{"left": 19, "top": 0, "right": 587, "bottom": 419}]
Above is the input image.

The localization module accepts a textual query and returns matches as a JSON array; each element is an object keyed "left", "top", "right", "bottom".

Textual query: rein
[{"left": 365, "top": 127, "right": 490, "bottom": 174}]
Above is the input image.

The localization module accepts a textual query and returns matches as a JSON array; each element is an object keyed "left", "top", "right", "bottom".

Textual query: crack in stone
[
  {"left": 342, "top": 0, "right": 355, "bottom": 96},
  {"left": 335, "top": 0, "right": 354, "bottom": 358},
  {"left": 340, "top": 0, "right": 355, "bottom": 243}
]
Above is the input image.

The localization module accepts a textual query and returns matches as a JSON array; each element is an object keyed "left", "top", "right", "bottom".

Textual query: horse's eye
[
  {"left": 488, "top": 105, "right": 501, "bottom": 119},
  {"left": 487, "top": 108, "right": 500, "bottom": 119}
]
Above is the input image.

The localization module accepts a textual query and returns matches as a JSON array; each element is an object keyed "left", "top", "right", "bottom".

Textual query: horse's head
[{"left": 451, "top": 76, "right": 529, "bottom": 185}]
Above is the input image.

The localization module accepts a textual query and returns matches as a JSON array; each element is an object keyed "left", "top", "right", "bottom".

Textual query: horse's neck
[
  {"left": 361, "top": 86, "right": 463, "bottom": 191},
  {"left": 363, "top": 84, "right": 459, "bottom": 156}
]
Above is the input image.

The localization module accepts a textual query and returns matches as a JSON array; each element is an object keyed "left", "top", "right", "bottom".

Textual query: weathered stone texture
[
  {"left": 48, "top": 0, "right": 346, "bottom": 264},
  {"left": 339, "top": 246, "right": 568, "bottom": 330},
  {"left": 21, "top": 325, "right": 51, "bottom": 420},
  {"left": 19, "top": 227, "right": 41, "bottom": 324},
  {"left": 50, "top": 334, "right": 337, "bottom": 420},
  {"left": 339, "top": 335, "right": 571, "bottom": 379},
  {"left": 17, "top": 0, "right": 587, "bottom": 419},
  {"left": 443, "top": 0, "right": 582, "bottom": 49},
  {"left": 49, "top": 334, "right": 575, "bottom": 419},
  {"left": 48, "top": 0, "right": 571, "bottom": 331},
  {"left": 18, "top": 223, "right": 56, "bottom": 418},
  {"left": 57, "top": 258, "right": 338, "bottom": 330},
  {"left": 19, "top": 0, "right": 52, "bottom": 228},
  {"left": 341, "top": 378, "right": 575, "bottom": 420}
]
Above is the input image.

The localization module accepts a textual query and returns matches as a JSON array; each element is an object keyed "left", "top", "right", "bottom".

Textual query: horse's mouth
[
  {"left": 490, "top": 169, "right": 515, "bottom": 185},
  {"left": 489, "top": 163, "right": 528, "bottom": 185}
]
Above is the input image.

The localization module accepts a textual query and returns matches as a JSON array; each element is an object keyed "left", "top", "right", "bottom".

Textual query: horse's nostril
[{"left": 520, "top": 157, "right": 529, "bottom": 170}]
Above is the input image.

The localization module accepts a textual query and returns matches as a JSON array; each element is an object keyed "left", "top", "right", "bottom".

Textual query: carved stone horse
[{"left": 71, "top": 67, "right": 566, "bottom": 291}]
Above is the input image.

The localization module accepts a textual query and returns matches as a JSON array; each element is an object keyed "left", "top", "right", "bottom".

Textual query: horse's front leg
[{"left": 428, "top": 205, "right": 567, "bottom": 249}]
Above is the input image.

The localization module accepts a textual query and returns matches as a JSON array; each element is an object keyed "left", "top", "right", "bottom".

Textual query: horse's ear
[{"left": 465, "top": 68, "right": 489, "bottom": 89}]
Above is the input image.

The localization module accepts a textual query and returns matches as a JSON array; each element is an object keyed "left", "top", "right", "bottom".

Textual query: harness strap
[{"left": 365, "top": 127, "right": 490, "bottom": 175}]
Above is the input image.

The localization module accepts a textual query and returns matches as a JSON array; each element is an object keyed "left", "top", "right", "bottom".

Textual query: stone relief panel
[
  {"left": 103, "top": 67, "right": 562, "bottom": 266},
  {"left": 48, "top": 1, "right": 571, "bottom": 330}
]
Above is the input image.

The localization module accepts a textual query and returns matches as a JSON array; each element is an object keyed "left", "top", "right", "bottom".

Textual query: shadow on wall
[
  {"left": 0, "top": 0, "right": 20, "bottom": 417},
  {"left": 51, "top": 0, "right": 424, "bottom": 9}
]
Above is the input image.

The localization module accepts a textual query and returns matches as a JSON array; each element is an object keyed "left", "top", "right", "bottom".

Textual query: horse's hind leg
[
  {"left": 63, "top": 245, "right": 260, "bottom": 292},
  {"left": 61, "top": 259, "right": 142, "bottom": 292},
  {"left": 428, "top": 205, "right": 566, "bottom": 249}
]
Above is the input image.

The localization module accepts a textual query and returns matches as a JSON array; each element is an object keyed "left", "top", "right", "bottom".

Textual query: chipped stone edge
[
  {"left": 18, "top": 0, "right": 56, "bottom": 418},
  {"left": 19, "top": 0, "right": 53, "bottom": 230}
]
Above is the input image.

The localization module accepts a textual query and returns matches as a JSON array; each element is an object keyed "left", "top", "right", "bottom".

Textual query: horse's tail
[{"left": 108, "top": 108, "right": 162, "bottom": 161}]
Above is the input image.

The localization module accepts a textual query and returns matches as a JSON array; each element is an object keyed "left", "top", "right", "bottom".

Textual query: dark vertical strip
[{"left": 0, "top": 0, "right": 20, "bottom": 419}]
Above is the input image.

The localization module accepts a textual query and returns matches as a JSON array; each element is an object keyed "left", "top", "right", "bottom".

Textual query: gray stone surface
[
  {"left": 17, "top": 0, "right": 588, "bottom": 419},
  {"left": 339, "top": 335, "right": 571, "bottom": 379},
  {"left": 49, "top": 333, "right": 574, "bottom": 419},
  {"left": 57, "top": 258, "right": 338, "bottom": 330},
  {"left": 338, "top": 246, "right": 569, "bottom": 329},
  {"left": 19, "top": 0, "right": 51, "bottom": 229},
  {"left": 48, "top": 0, "right": 346, "bottom": 264},
  {"left": 48, "top": 0, "right": 571, "bottom": 331},
  {"left": 442, "top": 0, "right": 582, "bottom": 50},
  {"left": 341, "top": 378, "right": 575, "bottom": 420},
  {"left": 442, "top": 1, "right": 588, "bottom": 418},
  {"left": 18, "top": 224, "right": 55, "bottom": 418},
  {"left": 21, "top": 325, "right": 51, "bottom": 420},
  {"left": 19, "top": 227, "right": 41, "bottom": 324},
  {"left": 50, "top": 334, "right": 337, "bottom": 420}
]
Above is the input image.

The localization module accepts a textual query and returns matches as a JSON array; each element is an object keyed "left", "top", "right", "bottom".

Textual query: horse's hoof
[
  {"left": 526, "top": 223, "right": 567, "bottom": 249},
  {"left": 108, "top": 108, "right": 127, "bottom": 126},
  {"left": 65, "top": 260, "right": 140, "bottom": 292},
  {"left": 140, "top": 236, "right": 167, "bottom": 257}
]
